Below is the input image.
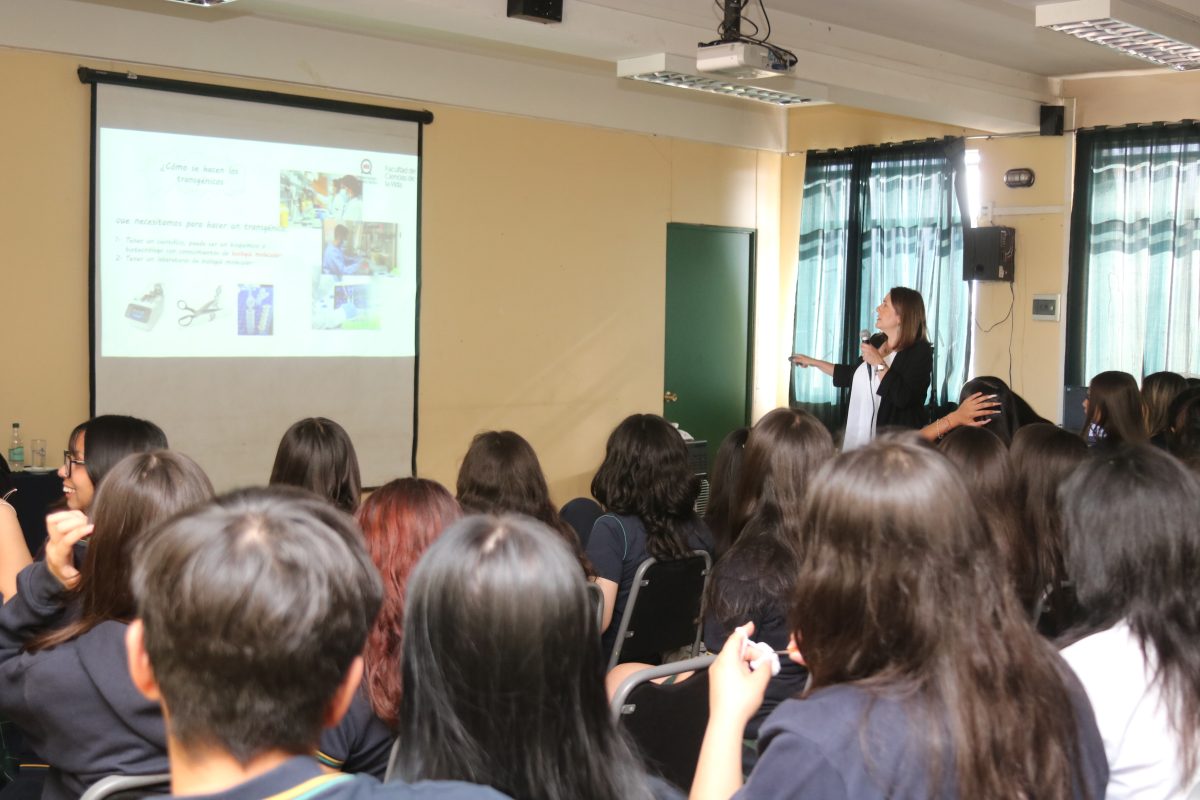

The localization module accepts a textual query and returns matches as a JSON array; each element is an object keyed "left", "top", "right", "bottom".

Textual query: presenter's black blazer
[{"left": 831, "top": 339, "right": 933, "bottom": 430}]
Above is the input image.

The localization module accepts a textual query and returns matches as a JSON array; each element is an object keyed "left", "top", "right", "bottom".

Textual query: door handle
[{"left": 663, "top": 391, "right": 678, "bottom": 403}]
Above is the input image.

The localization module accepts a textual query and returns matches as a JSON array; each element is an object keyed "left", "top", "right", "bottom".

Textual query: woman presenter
[{"left": 791, "top": 287, "right": 933, "bottom": 449}]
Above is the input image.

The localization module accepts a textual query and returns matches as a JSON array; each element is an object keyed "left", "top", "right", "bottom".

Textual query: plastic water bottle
[{"left": 8, "top": 422, "right": 24, "bottom": 471}]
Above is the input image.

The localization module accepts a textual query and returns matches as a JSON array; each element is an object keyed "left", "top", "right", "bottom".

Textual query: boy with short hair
[{"left": 125, "top": 487, "right": 506, "bottom": 800}]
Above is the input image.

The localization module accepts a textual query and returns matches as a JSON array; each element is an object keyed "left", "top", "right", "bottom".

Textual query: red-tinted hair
[{"left": 357, "top": 478, "right": 462, "bottom": 727}]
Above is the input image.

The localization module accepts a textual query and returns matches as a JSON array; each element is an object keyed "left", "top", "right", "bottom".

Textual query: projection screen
[{"left": 85, "top": 71, "right": 430, "bottom": 489}]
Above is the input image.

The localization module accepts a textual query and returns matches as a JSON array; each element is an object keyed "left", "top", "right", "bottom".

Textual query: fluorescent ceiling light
[
  {"left": 618, "top": 54, "right": 828, "bottom": 108},
  {"left": 1037, "top": 0, "right": 1200, "bottom": 70}
]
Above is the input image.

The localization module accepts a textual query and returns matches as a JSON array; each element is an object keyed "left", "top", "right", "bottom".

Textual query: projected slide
[{"left": 98, "top": 129, "right": 418, "bottom": 358}]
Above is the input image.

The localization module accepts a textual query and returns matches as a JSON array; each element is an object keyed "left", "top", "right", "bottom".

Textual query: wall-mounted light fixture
[
  {"left": 1036, "top": 0, "right": 1200, "bottom": 71},
  {"left": 1004, "top": 168, "right": 1036, "bottom": 188}
]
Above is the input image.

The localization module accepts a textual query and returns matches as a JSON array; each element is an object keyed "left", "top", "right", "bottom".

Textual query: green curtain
[
  {"left": 792, "top": 155, "right": 855, "bottom": 427},
  {"left": 793, "top": 139, "right": 970, "bottom": 428},
  {"left": 1066, "top": 123, "right": 1200, "bottom": 384}
]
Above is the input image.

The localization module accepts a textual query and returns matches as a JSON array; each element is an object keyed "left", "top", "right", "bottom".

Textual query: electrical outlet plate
[{"left": 1032, "top": 293, "right": 1060, "bottom": 321}]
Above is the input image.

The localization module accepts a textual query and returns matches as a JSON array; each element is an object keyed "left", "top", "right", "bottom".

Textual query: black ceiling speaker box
[
  {"left": 963, "top": 226, "right": 1015, "bottom": 282},
  {"left": 1040, "top": 105, "right": 1065, "bottom": 136},
  {"left": 508, "top": 0, "right": 562, "bottom": 23}
]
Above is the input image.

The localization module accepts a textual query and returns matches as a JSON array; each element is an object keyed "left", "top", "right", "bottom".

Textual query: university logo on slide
[{"left": 360, "top": 159, "right": 372, "bottom": 174}]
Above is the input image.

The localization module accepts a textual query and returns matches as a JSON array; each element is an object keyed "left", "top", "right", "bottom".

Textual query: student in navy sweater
[
  {"left": 691, "top": 437, "right": 1108, "bottom": 800},
  {"left": 124, "top": 487, "right": 507, "bottom": 800},
  {"left": 0, "top": 451, "right": 213, "bottom": 800}
]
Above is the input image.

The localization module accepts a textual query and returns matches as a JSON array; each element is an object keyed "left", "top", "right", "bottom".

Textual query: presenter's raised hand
[{"left": 44, "top": 510, "right": 93, "bottom": 590}]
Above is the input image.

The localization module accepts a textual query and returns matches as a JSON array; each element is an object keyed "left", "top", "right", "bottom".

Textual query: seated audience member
[
  {"left": 700, "top": 409, "right": 831, "bottom": 754},
  {"left": 269, "top": 417, "right": 361, "bottom": 513},
  {"left": 58, "top": 415, "right": 169, "bottom": 515},
  {"left": 318, "top": 478, "right": 462, "bottom": 777},
  {"left": 1009, "top": 423, "right": 1090, "bottom": 636},
  {"left": 0, "top": 456, "right": 27, "bottom": 602},
  {"left": 0, "top": 451, "right": 212, "bottom": 800},
  {"left": 1168, "top": 388, "right": 1200, "bottom": 471},
  {"left": 125, "top": 488, "right": 507, "bottom": 800},
  {"left": 703, "top": 427, "right": 749, "bottom": 559},
  {"left": 1142, "top": 371, "right": 1188, "bottom": 448},
  {"left": 585, "top": 414, "right": 713, "bottom": 664},
  {"left": 1081, "top": 371, "right": 1147, "bottom": 448},
  {"left": 918, "top": 390, "right": 1000, "bottom": 442},
  {"left": 394, "top": 514, "right": 673, "bottom": 800},
  {"left": 691, "top": 436, "right": 1107, "bottom": 800},
  {"left": 936, "top": 427, "right": 1026, "bottom": 606},
  {"left": 456, "top": 431, "right": 588, "bottom": 572},
  {"left": 925, "top": 376, "right": 1046, "bottom": 446},
  {"left": 1059, "top": 445, "right": 1200, "bottom": 798}
]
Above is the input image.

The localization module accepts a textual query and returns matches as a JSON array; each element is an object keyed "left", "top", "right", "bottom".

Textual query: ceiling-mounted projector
[{"left": 696, "top": 42, "right": 792, "bottom": 79}]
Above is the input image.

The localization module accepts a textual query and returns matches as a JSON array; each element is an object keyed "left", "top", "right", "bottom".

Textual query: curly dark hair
[{"left": 590, "top": 414, "right": 698, "bottom": 561}]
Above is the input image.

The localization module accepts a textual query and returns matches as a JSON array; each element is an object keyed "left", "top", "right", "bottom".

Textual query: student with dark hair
[
  {"left": 456, "top": 430, "right": 588, "bottom": 571},
  {"left": 792, "top": 287, "right": 933, "bottom": 448},
  {"left": 585, "top": 414, "right": 713, "bottom": 662},
  {"left": 1143, "top": 371, "right": 1188, "bottom": 447},
  {"left": 917, "top": 390, "right": 1000, "bottom": 442},
  {"left": 1010, "top": 423, "right": 1090, "bottom": 635},
  {"left": 318, "top": 478, "right": 462, "bottom": 777},
  {"left": 1168, "top": 388, "right": 1200, "bottom": 471},
  {"left": 270, "top": 417, "right": 362, "bottom": 513},
  {"left": 692, "top": 436, "right": 1107, "bottom": 800},
  {"left": 936, "top": 426, "right": 1026, "bottom": 605},
  {"left": 395, "top": 514, "right": 666, "bottom": 800},
  {"left": 1081, "top": 370, "right": 1146, "bottom": 448},
  {"left": 929, "top": 375, "right": 1046, "bottom": 446},
  {"left": 1059, "top": 445, "right": 1200, "bottom": 798},
  {"left": 0, "top": 451, "right": 212, "bottom": 800},
  {"left": 702, "top": 409, "right": 832, "bottom": 756},
  {"left": 125, "top": 487, "right": 505, "bottom": 800},
  {"left": 704, "top": 427, "right": 749, "bottom": 559},
  {"left": 57, "top": 414, "right": 168, "bottom": 513}
]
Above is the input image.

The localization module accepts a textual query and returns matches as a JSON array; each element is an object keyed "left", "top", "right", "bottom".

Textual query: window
[
  {"left": 792, "top": 139, "right": 971, "bottom": 428},
  {"left": 1066, "top": 123, "right": 1200, "bottom": 385}
]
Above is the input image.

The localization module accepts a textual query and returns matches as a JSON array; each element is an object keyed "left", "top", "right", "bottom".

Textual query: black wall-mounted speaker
[
  {"left": 963, "top": 226, "right": 1015, "bottom": 282},
  {"left": 1040, "top": 105, "right": 1065, "bottom": 136},
  {"left": 507, "top": 0, "right": 563, "bottom": 23}
]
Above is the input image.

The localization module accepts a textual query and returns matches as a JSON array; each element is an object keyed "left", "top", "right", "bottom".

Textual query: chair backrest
[
  {"left": 607, "top": 550, "right": 711, "bottom": 671},
  {"left": 79, "top": 774, "right": 171, "bottom": 800},
  {"left": 609, "top": 655, "right": 714, "bottom": 792},
  {"left": 584, "top": 581, "right": 605, "bottom": 634}
]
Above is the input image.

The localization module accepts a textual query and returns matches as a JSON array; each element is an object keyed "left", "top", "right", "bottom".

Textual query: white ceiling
[
  {"left": 25, "top": 0, "right": 1197, "bottom": 141},
  {"left": 189, "top": 0, "right": 1173, "bottom": 76}
]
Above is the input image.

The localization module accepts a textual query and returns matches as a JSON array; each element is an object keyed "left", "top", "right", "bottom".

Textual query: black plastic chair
[
  {"left": 607, "top": 550, "right": 711, "bottom": 671},
  {"left": 585, "top": 581, "right": 605, "bottom": 634},
  {"left": 610, "top": 655, "right": 714, "bottom": 792}
]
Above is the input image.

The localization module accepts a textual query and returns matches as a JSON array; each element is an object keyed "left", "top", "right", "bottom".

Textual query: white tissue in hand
[{"left": 746, "top": 639, "right": 781, "bottom": 676}]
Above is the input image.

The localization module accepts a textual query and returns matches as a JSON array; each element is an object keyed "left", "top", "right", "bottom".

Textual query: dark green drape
[
  {"left": 793, "top": 138, "right": 971, "bottom": 430},
  {"left": 1066, "top": 122, "right": 1200, "bottom": 385}
]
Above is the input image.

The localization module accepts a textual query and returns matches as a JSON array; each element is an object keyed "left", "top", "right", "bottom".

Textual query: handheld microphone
[{"left": 859, "top": 329, "right": 871, "bottom": 344}]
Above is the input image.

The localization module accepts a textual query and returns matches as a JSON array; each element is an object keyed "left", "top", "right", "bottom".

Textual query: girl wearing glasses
[
  {"left": 58, "top": 415, "right": 167, "bottom": 513},
  {"left": 0, "top": 450, "right": 213, "bottom": 800}
]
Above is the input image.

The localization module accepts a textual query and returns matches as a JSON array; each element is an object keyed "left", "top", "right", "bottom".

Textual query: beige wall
[
  {"left": 1065, "top": 70, "right": 1200, "bottom": 128},
  {"left": 971, "top": 136, "right": 1073, "bottom": 421},
  {"left": 0, "top": 47, "right": 779, "bottom": 503}
]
